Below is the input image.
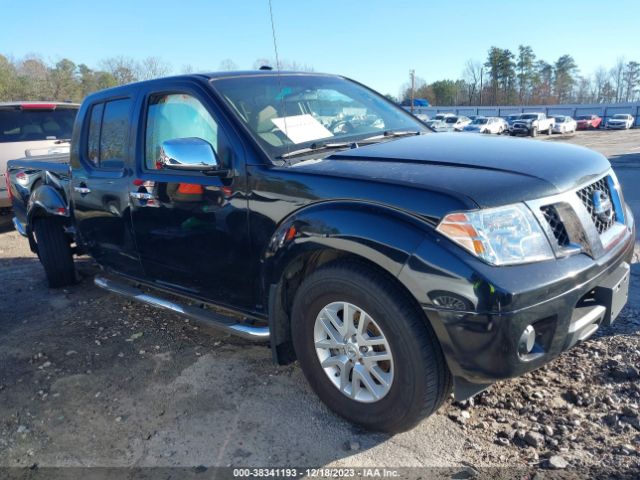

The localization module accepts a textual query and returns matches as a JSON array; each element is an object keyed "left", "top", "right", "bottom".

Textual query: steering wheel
[{"left": 330, "top": 120, "right": 354, "bottom": 135}]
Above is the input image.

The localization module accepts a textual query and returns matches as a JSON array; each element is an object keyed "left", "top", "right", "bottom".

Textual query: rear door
[
  {"left": 70, "top": 96, "right": 144, "bottom": 277},
  {"left": 130, "top": 82, "right": 254, "bottom": 309}
]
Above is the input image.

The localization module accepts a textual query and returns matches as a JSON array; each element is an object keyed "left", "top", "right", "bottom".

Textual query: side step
[{"left": 94, "top": 276, "right": 270, "bottom": 341}]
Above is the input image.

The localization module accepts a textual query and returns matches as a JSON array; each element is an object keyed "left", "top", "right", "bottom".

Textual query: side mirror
[{"left": 158, "top": 137, "right": 221, "bottom": 172}]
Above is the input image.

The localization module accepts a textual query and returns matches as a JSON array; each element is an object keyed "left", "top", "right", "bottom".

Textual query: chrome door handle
[
  {"left": 129, "top": 192, "right": 154, "bottom": 200},
  {"left": 74, "top": 186, "right": 91, "bottom": 194}
]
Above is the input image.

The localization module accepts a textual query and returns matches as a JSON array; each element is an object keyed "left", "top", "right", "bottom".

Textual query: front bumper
[
  {"left": 511, "top": 124, "right": 533, "bottom": 134},
  {"left": 606, "top": 123, "right": 628, "bottom": 129},
  {"left": 419, "top": 225, "right": 635, "bottom": 399}
]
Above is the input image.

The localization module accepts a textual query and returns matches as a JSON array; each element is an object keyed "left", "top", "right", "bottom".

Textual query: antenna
[
  {"left": 267, "top": 0, "right": 289, "bottom": 158},
  {"left": 268, "top": 0, "right": 281, "bottom": 71}
]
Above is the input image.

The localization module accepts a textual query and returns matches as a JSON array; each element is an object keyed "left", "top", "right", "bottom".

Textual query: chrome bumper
[{"left": 12, "top": 217, "right": 27, "bottom": 237}]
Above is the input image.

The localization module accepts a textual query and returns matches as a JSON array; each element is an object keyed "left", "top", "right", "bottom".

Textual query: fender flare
[
  {"left": 26, "top": 184, "right": 70, "bottom": 252},
  {"left": 27, "top": 184, "right": 69, "bottom": 223},
  {"left": 261, "top": 200, "right": 431, "bottom": 363}
]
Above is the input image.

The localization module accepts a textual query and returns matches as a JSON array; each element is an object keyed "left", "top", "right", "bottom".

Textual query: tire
[
  {"left": 33, "top": 217, "right": 76, "bottom": 288},
  {"left": 291, "top": 261, "right": 451, "bottom": 433},
  {"left": 547, "top": 126, "right": 552, "bottom": 135},
  {"left": 531, "top": 127, "right": 538, "bottom": 137}
]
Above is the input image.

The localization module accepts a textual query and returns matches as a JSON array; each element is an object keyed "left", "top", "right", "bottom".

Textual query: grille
[
  {"left": 576, "top": 177, "right": 617, "bottom": 234},
  {"left": 541, "top": 206, "right": 570, "bottom": 246}
]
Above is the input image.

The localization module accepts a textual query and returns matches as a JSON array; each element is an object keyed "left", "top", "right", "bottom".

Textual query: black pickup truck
[{"left": 6, "top": 72, "right": 635, "bottom": 432}]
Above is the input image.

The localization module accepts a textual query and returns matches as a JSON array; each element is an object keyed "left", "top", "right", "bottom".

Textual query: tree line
[
  {"left": 0, "top": 54, "right": 312, "bottom": 103},
  {"left": 401, "top": 45, "right": 640, "bottom": 107}
]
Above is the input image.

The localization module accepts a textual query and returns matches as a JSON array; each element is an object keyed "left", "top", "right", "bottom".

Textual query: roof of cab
[
  {"left": 0, "top": 101, "right": 80, "bottom": 108},
  {"left": 82, "top": 71, "right": 342, "bottom": 99}
]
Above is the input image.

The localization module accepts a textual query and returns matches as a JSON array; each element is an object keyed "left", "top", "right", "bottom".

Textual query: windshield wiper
[
  {"left": 277, "top": 130, "right": 423, "bottom": 160},
  {"left": 277, "top": 141, "right": 354, "bottom": 160},
  {"left": 357, "top": 130, "right": 422, "bottom": 143}
]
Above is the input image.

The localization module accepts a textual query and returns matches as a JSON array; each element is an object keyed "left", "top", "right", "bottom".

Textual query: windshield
[
  {"left": 520, "top": 114, "right": 538, "bottom": 120},
  {"left": 0, "top": 106, "right": 77, "bottom": 143},
  {"left": 472, "top": 118, "right": 488, "bottom": 125},
  {"left": 445, "top": 117, "right": 458, "bottom": 124},
  {"left": 554, "top": 117, "right": 566, "bottom": 122},
  {"left": 612, "top": 114, "right": 628, "bottom": 119},
  {"left": 577, "top": 115, "right": 592, "bottom": 120},
  {"left": 211, "top": 74, "right": 427, "bottom": 159}
]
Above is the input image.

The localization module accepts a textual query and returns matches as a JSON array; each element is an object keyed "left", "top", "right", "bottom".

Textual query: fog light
[{"left": 518, "top": 325, "right": 536, "bottom": 355}]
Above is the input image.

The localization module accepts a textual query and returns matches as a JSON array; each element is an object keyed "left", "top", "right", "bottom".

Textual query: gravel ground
[{"left": 0, "top": 129, "right": 639, "bottom": 478}]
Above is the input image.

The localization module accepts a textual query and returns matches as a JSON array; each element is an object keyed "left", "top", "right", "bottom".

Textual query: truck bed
[{"left": 7, "top": 153, "right": 71, "bottom": 235}]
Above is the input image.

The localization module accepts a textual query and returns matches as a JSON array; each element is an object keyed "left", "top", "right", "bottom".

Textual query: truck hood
[{"left": 290, "top": 133, "right": 610, "bottom": 208}]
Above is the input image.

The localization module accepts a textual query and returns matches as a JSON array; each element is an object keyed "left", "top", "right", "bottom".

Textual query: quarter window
[
  {"left": 145, "top": 93, "right": 224, "bottom": 170},
  {"left": 84, "top": 98, "right": 131, "bottom": 169},
  {"left": 87, "top": 103, "right": 103, "bottom": 167}
]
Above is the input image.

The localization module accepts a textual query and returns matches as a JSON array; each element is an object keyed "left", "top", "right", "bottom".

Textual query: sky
[{"left": 2, "top": 0, "right": 639, "bottom": 96}]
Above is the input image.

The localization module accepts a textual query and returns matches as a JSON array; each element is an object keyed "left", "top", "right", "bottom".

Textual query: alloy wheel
[{"left": 313, "top": 302, "right": 394, "bottom": 403}]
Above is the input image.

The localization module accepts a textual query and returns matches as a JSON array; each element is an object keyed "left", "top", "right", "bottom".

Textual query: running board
[{"left": 94, "top": 276, "right": 270, "bottom": 341}]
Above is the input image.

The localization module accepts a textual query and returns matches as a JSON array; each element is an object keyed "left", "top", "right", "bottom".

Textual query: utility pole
[{"left": 410, "top": 69, "right": 415, "bottom": 113}]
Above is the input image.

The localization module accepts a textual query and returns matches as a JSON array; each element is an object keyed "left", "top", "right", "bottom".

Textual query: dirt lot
[{"left": 0, "top": 129, "right": 639, "bottom": 477}]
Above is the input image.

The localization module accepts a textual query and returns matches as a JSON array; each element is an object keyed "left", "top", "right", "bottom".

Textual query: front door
[
  {"left": 71, "top": 97, "right": 144, "bottom": 277},
  {"left": 130, "top": 88, "right": 254, "bottom": 309}
]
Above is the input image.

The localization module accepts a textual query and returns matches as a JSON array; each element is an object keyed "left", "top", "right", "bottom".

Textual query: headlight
[{"left": 436, "top": 203, "right": 554, "bottom": 265}]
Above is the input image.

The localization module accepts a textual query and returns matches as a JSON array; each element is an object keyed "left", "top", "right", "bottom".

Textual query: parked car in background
[
  {"left": 432, "top": 115, "right": 471, "bottom": 132},
  {"left": 414, "top": 113, "right": 429, "bottom": 123},
  {"left": 0, "top": 102, "right": 79, "bottom": 212},
  {"left": 605, "top": 114, "right": 635, "bottom": 130},
  {"left": 425, "top": 113, "right": 454, "bottom": 129},
  {"left": 511, "top": 112, "right": 555, "bottom": 137},
  {"left": 503, "top": 114, "right": 523, "bottom": 133},
  {"left": 576, "top": 114, "right": 602, "bottom": 130},
  {"left": 552, "top": 115, "right": 577, "bottom": 134},
  {"left": 462, "top": 116, "right": 505, "bottom": 134}
]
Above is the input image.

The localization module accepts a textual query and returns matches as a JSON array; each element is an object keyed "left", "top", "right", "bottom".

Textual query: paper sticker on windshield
[{"left": 271, "top": 114, "right": 333, "bottom": 144}]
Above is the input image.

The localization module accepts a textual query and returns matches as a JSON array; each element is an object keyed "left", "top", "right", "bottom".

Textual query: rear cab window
[
  {"left": 84, "top": 98, "right": 132, "bottom": 170},
  {"left": 0, "top": 104, "right": 77, "bottom": 143}
]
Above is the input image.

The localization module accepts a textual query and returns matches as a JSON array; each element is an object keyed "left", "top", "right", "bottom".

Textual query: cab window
[
  {"left": 84, "top": 98, "right": 131, "bottom": 169},
  {"left": 144, "top": 93, "right": 227, "bottom": 170}
]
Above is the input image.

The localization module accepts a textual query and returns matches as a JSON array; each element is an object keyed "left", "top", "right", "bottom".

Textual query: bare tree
[
  {"left": 218, "top": 59, "right": 238, "bottom": 71},
  {"left": 463, "top": 59, "right": 482, "bottom": 105},
  {"left": 593, "top": 67, "right": 608, "bottom": 102},
  {"left": 574, "top": 76, "right": 592, "bottom": 103},
  {"left": 623, "top": 61, "right": 640, "bottom": 102},
  {"left": 252, "top": 57, "right": 313, "bottom": 71},
  {"left": 100, "top": 56, "right": 139, "bottom": 85},
  {"left": 252, "top": 58, "right": 272, "bottom": 70},
  {"left": 610, "top": 57, "right": 625, "bottom": 102},
  {"left": 137, "top": 56, "right": 172, "bottom": 80}
]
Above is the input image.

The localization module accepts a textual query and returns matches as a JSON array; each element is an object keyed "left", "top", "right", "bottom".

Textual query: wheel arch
[
  {"left": 27, "top": 184, "right": 71, "bottom": 253},
  {"left": 262, "top": 201, "right": 432, "bottom": 364}
]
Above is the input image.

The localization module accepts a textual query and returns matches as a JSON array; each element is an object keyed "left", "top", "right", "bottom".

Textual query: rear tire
[
  {"left": 33, "top": 217, "right": 76, "bottom": 288},
  {"left": 291, "top": 261, "right": 451, "bottom": 433}
]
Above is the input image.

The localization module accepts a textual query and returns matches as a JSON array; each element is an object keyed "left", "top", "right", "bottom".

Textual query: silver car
[{"left": 0, "top": 102, "right": 79, "bottom": 209}]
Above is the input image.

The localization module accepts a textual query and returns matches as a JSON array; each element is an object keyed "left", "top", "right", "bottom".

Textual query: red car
[{"left": 576, "top": 114, "right": 602, "bottom": 130}]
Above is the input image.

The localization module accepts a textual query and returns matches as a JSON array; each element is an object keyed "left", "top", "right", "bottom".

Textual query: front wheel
[
  {"left": 291, "top": 261, "right": 451, "bottom": 433},
  {"left": 531, "top": 127, "right": 538, "bottom": 137},
  {"left": 33, "top": 217, "right": 76, "bottom": 288}
]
